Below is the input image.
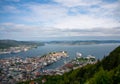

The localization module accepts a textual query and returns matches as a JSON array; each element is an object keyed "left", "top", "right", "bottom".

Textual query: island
[{"left": 45, "top": 40, "right": 120, "bottom": 46}]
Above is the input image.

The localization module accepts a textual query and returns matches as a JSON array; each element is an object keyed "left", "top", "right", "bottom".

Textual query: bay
[{"left": 0, "top": 43, "right": 120, "bottom": 70}]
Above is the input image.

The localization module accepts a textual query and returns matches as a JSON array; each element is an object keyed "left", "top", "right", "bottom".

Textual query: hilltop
[
  {"left": 0, "top": 40, "right": 44, "bottom": 49},
  {"left": 0, "top": 40, "right": 44, "bottom": 54}
]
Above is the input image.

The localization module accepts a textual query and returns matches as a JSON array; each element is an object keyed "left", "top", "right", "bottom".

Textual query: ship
[{"left": 76, "top": 52, "right": 82, "bottom": 58}]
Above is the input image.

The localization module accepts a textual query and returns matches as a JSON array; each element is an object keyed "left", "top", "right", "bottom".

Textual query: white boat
[
  {"left": 64, "top": 60, "right": 67, "bottom": 64},
  {"left": 76, "top": 52, "right": 82, "bottom": 58},
  {"left": 86, "top": 55, "right": 95, "bottom": 59}
]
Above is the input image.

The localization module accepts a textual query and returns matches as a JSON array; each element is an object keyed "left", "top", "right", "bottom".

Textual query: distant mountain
[
  {"left": 46, "top": 40, "right": 120, "bottom": 45},
  {"left": 18, "top": 45, "right": 120, "bottom": 84},
  {"left": 0, "top": 40, "right": 44, "bottom": 49}
]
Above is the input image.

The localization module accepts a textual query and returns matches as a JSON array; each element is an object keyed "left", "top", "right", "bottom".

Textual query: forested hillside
[
  {"left": 0, "top": 40, "right": 44, "bottom": 49},
  {"left": 18, "top": 46, "right": 120, "bottom": 84}
]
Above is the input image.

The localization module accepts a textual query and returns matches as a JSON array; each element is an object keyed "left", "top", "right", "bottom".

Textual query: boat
[
  {"left": 11, "top": 50, "right": 21, "bottom": 54},
  {"left": 86, "top": 55, "right": 95, "bottom": 59},
  {"left": 76, "top": 52, "right": 82, "bottom": 58}
]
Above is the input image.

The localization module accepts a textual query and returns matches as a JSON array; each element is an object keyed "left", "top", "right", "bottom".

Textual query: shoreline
[
  {"left": 0, "top": 51, "right": 68, "bottom": 83},
  {"left": 0, "top": 45, "right": 38, "bottom": 55}
]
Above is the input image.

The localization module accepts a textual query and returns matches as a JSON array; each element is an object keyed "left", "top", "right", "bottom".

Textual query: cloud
[
  {"left": 0, "top": 22, "right": 120, "bottom": 39},
  {"left": 19, "top": 3, "right": 68, "bottom": 24},
  {"left": 63, "top": 27, "right": 120, "bottom": 36},
  {"left": 53, "top": 0, "right": 101, "bottom": 7},
  {"left": 0, "top": 0, "right": 120, "bottom": 40},
  {"left": 53, "top": 15, "right": 120, "bottom": 29},
  {"left": 4, "top": 0, "right": 20, "bottom": 2},
  {"left": 0, "top": 5, "right": 21, "bottom": 13}
]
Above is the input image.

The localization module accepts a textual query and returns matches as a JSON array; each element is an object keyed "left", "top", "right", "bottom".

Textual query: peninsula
[{"left": 0, "top": 40, "right": 44, "bottom": 54}]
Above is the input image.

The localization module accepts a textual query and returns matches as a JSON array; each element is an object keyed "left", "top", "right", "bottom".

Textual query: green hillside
[
  {"left": 0, "top": 40, "right": 44, "bottom": 49},
  {"left": 18, "top": 46, "right": 120, "bottom": 84}
]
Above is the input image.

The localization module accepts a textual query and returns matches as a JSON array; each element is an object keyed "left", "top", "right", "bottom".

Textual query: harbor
[
  {"left": 0, "top": 43, "right": 119, "bottom": 84},
  {"left": 0, "top": 51, "right": 68, "bottom": 83},
  {"left": 0, "top": 51, "right": 96, "bottom": 84},
  {"left": 40, "top": 53, "right": 96, "bottom": 76}
]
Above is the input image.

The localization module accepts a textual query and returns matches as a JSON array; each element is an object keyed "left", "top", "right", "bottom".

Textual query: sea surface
[{"left": 0, "top": 43, "right": 120, "bottom": 70}]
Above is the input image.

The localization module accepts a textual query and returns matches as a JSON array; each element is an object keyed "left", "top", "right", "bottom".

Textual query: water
[{"left": 0, "top": 43, "right": 120, "bottom": 70}]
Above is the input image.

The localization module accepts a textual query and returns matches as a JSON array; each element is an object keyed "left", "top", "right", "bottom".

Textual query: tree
[{"left": 86, "top": 67, "right": 112, "bottom": 84}]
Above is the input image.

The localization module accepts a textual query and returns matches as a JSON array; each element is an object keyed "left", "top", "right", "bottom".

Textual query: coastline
[
  {"left": 0, "top": 51, "right": 68, "bottom": 83},
  {"left": 0, "top": 45, "right": 38, "bottom": 55}
]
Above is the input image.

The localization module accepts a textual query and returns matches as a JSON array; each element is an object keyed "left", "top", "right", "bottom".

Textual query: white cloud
[
  {"left": 19, "top": 3, "right": 68, "bottom": 23},
  {"left": 54, "top": 0, "right": 101, "bottom": 7},
  {"left": 5, "top": 0, "right": 20, "bottom": 2},
  {"left": 0, "top": 0, "right": 120, "bottom": 40},
  {"left": 0, "top": 22, "right": 120, "bottom": 39},
  {"left": 53, "top": 15, "right": 120, "bottom": 29},
  {"left": 20, "top": 0, "right": 120, "bottom": 29},
  {"left": 0, "top": 5, "right": 20, "bottom": 13}
]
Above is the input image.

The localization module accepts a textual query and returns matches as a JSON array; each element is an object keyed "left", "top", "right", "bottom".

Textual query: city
[
  {"left": 0, "top": 51, "right": 96, "bottom": 84},
  {"left": 0, "top": 0, "right": 120, "bottom": 84}
]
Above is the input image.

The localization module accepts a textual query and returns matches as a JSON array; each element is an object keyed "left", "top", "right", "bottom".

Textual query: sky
[{"left": 0, "top": 0, "right": 120, "bottom": 41}]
